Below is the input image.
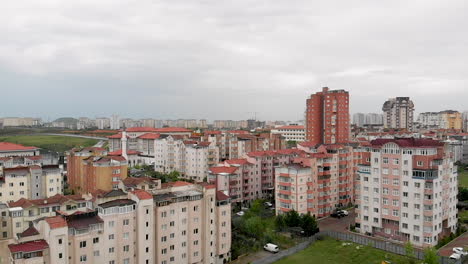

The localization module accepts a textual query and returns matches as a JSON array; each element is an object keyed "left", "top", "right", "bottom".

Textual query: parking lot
[
  {"left": 438, "top": 232, "right": 468, "bottom": 257},
  {"left": 318, "top": 208, "right": 355, "bottom": 232}
]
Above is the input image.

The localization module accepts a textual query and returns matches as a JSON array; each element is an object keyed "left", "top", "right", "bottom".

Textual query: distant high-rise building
[
  {"left": 110, "top": 114, "right": 120, "bottom": 129},
  {"left": 365, "top": 113, "right": 384, "bottom": 125},
  {"left": 305, "top": 87, "right": 350, "bottom": 144},
  {"left": 463, "top": 111, "right": 468, "bottom": 132},
  {"left": 352, "top": 113, "right": 366, "bottom": 127},
  {"left": 382, "top": 97, "right": 414, "bottom": 131}
]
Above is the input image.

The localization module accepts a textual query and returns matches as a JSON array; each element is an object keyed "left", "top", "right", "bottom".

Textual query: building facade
[
  {"left": 305, "top": 87, "right": 350, "bottom": 145},
  {"left": 382, "top": 97, "right": 415, "bottom": 131},
  {"left": 355, "top": 138, "right": 458, "bottom": 247}
]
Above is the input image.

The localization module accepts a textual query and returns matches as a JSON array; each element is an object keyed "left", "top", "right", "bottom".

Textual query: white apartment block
[
  {"left": 271, "top": 125, "right": 305, "bottom": 142},
  {"left": 355, "top": 138, "right": 458, "bottom": 247}
]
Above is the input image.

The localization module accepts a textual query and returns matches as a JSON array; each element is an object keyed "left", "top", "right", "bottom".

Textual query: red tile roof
[
  {"left": 131, "top": 189, "right": 153, "bottom": 200},
  {"left": 8, "top": 194, "right": 85, "bottom": 209},
  {"left": 161, "top": 181, "right": 193, "bottom": 188},
  {"left": 45, "top": 216, "right": 68, "bottom": 229},
  {"left": 67, "top": 215, "right": 104, "bottom": 229},
  {"left": 138, "top": 133, "right": 161, "bottom": 139},
  {"left": 126, "top": 127, "right": 160, "bottom": 132},
  {"left": 123, "top": 177, "right": 156, "bottom": 186},
  {"left": 108, "top": 133, "right": 126, "bottom": 139},
  {"left": 371, "top": 138, "right": 444, "bottom": 148},
  {"left": 8, "top": 240, "right": 49, "bottom": 253},
  {"left": 209, "top": 166, "right": 238, "bottom": 174},
  {"left": 0, "top": 142, "right": 38, "bottom": 151},
  {"left": 18, "top": 226, "right": 39, "bottom": 238},
  {"left": 198, "top": 182, "right": 216, "bottom": 189},
  {"left": 216, "top": 191, "right": 230, "bottom": 201},
  {"left": 24, "top": 155, "right": 42, "bottom": 161},
  {"left": 225, "top": 159, "right": 250, "bottom": 165}
]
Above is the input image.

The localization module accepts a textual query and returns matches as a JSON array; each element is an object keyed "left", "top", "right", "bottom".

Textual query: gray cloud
[{"left": 0, "top": 0, "right": 467, "bottom": 121}]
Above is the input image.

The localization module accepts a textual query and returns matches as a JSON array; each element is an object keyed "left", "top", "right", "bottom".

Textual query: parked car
[
  {"left": 449, "top": 253, "right": 461, "bottom": 260},
  {"left": 338, "top": 210, "right": 349, "bottom": 216},
  {"left": 264, "top": 202, "right": 273, "bottom": 207},
  {"left": 236, "top": 211, "right": 245, "bottom": 216},
  {"left": 263, "top": 243, "right": 279, "bottom": 253},
  {"left": 331, "top": 212, "right": 343, "bottom": 218},
  {"left": 453, "top": 247, "right": 468, "bottom": 256}
]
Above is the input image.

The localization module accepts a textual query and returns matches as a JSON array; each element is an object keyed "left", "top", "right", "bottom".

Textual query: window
[
  {"left": 392, "top": 189, "right": 399, "bottom": 196},
  {"left": 80, "top": 255, "right": 87, "bottom": 262},
  {"left": 193, "top": 206, "right": 199, "bottom": 211},
  {"left": 161, "top": 211, "right": 167, "bottom": 218},
  {"left": 170, "top": 221, "right": 175, "bottom": 227},
  {"left": 123, "top": 219, "right": 129, "bottom": 225},
  {"left": 414, "top": 225, "right": 420, "bottom": 231},
  {"left": 123, "top": 259, "right": 129, "bottom": 264},
  {"left": 383, "top": 208, "right": 388, "bottom": 215},
  {"left": 109, "top": 247, "right": 115, "bottom": 253},
  {"left": 382, "top": 168, "right": 389, "bottom": 175},
  {"left": 193, "top": 228, "right": 199, "bottom": 234},
  {"left": 194, "top": 240, "right": 199, "bottom": 245},
  {"left": 392, "top": 210, "right": 399, "bottom": 216},
  {"left": 123, "top": 232, "right": 129, "bottom": 239},
  {"left": 383, "top": 157, "right": 388, "bottom": 164},
  {"left": 414, "top": 204, "right": 420, "bottom": 210},
  {"left": 123, "top": 245, "right": 129, "bottom": 252},
  {"left": 403, "top": 181, "right": 408, "bottom": 186},
  {"left": 109, "top": 261, "right": 115, "bottom": 264},
  {"left": 417, "top": 161, "right": 423, "bottom": 166},
  {"left": 392, "top": 199, "right": 399, "bottom": 206},
  {"left": 393, "top": 159, "right": 399, "bottom": 165},
  {"left": 109, "top": 234, "right": 114, "bottom": 240},
  {"left": 93, "top": 250, "right": 100, "bottom": 257},
  {"left": 383, "top": 198, "right": 388, "bottom": 205},
  {"left": 93, "top": 237, "right": 99, "bottom": 244},
  {"left": 383, "top": 178, "right": 389, "bottom": 185},
  {"left": 414, "top": 183, "right": 421, "bottom": 188},
  {"left": 59, "top": 253, "right": 63, "bottom": 258},
  {"left": 182, "top": 242, "right": 186, "bottom": 247},
  {"left": 182, "top": 207, "right": 186, "bottom": 212},
  {"left": 393, "top": 179, "right": 399, "bottom": 186},
  {"left": 58, "top": 238, "right": 62, "bottom": 244},
  {"left": 109, "top": 221, "right": 115, "bottom": 227},
  {"left": 402, "top": 223, "right": 408, "bottom": 229},
  {"left": 170, "top": 233, "right": 174, "bottom": 238},
  {"left": 80, "top": 241, "right": 87, "bottom": 248},
  {"left": 161, "top": 236, "right": 167, "bottom": 242},
  {"left": 403, "top": 192, "right": 408, "bottom": 197},
  {"left": 403, "top": 202, "right": 408, "bottom": 208},
  {"left": 170, "top": 245, "right": 175, "bottom": 250},
  {"left": 402, "top": 212, "right": 408, "bottom": 218},
  {"left": 414, "top": 215, "right": 420, "bottom": 220}
]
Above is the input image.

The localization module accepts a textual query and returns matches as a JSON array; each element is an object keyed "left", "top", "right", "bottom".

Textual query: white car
[
  {"left": 264, "top": 202, "right": 273, "bottom": 207},
  {"left": 453, "top": 247, "right": 468, "bottom": 256},
  {"left": 263, "top": 243, "right": 279, "bottom": 253},
  {"left": 339, "top": 210, "right": 349, "bottom": 216},
  {"left": 449, "top": 253, "right": 461, "bottom": 260},
  {"left": 236, "top": 211, "right": 245, "bottom": 216}
]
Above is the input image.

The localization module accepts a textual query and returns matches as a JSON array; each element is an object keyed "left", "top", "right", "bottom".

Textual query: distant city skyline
[{"left": 1, "top": 1, "right": 468, "bottom": 120}]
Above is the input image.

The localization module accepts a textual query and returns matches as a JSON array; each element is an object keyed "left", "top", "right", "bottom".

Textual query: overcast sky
[{"left": 1, "top": 0, "right": 467, "bottom": 121}]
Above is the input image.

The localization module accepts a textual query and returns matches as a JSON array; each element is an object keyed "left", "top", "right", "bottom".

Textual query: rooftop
[
  {"left": 8, "top": 240, "right": 49, "bottom": 253},
  {"left": 371, "top": 138, "right": 444, "bottom": 148},
  {"left": 0, "top": 142, "right": 37, "bottom": 152},
  {"left": 98, "top": 199, "right": 136, "bottom": 209}
]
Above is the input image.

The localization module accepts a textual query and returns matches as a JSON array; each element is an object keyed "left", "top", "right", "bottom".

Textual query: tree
[
  {"left": 423, "top": 247, "right": 439, "bottom": 264},
  {"left": 404, "top": 241, "right": 416, "bottom": 264},
  {"left": 458, "top": 187, "right": 468, "bottom": 201},
  {"left": 284, "top": 210, "right": 301, "bottom": 227},
  {"left": 300, "top": 213, "right": 318, "bottom": 236},
  {"left": 244, "top": 216, "right": 265, "bottom": 239},
  {"left": 275, "top": 214, "right": 286, "bottom": 231}
]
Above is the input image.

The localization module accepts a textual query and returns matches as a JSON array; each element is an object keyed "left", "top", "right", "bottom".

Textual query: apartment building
[
  {"left": 4, "top": 182, "right": 231, "bottom": 264},
  {"left": 274, "top": 144, "right": 355, "bottom": 217},
  {"left": 417, "top": 111, "right": 463, "bottom": 130},
  {"left": 271, "top": 125, "right": 305, "bottom": 142},
  {"left": 208, "top": 149, "right": 304, "bottom": 205},
  {"left": 355, "top": 138, "right": 458, "bottom": 247},
  {"left": 382, "top": 97, "right": 415, "bottom": 131},
  {"left": 305, "top": 87, "right": 350, "bottom": 145},
  {"left": 0, "top": 165, "right": 62, "bottom": 204},
  {"left": 66, "top": 147, "right": 128, "bottom": 194}
]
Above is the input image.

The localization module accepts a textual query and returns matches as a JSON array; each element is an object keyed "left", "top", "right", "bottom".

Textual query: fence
[{"left": 251, "top": 230, "right": 465, "bottom": 264}]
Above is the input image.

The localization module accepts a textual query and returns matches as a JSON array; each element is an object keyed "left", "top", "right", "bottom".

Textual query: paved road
[
  {"left": 43, "top": 133, "right": 108, "bottom": 140},
  {"left": 318, "top": 208, "right": 355, "bottom": 232},
  {"left": 438, "top": 231, "right": 468, "bottom": 257}
]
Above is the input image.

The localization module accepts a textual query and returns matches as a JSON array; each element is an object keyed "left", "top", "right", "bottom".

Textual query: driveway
[
  {"left": 230, "top": 250, "right": 272, "bottom": 264},
  {"left": 318, "top": 208, "right": 355, "bottom": 232},
  {"left": 438, "top": 232, "right": 468, "bottom": 257}
]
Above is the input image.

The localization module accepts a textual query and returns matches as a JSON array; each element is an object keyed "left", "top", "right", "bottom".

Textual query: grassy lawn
[
  {"left": 275, "top": 237, "right": 412, "bottom": 264},
  {"left": 459, "top": 166, "right": 468, "bottom": 187},
  {"left": 459, "top": 210, "right": 468, "bottom": 223},
  {"left": 0, "top": 135, "right": 98, "bottom": 153}
]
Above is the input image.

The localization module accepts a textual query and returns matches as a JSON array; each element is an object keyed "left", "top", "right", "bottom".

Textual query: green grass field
[
  {"left": 459, "top": 167, "right": 468, "bottom": 187},
  {"left": 274, "top": 237, "right": 412, "bottom": 264},
  {"left": 0, "top": 135, "right": 98, "bottom": 153}
]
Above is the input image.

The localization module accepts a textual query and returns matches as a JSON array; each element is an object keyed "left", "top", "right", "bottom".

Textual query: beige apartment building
[
  {"left": 4, "top": 181, "right": 231, "bottom": 264},
  {"left": 0, "top": 165, "right": 63, "bottom": 204}
]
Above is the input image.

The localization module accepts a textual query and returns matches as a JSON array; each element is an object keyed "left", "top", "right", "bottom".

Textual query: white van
[{"left": 264, "top": 243, "right": 279, "bottom": 253}]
